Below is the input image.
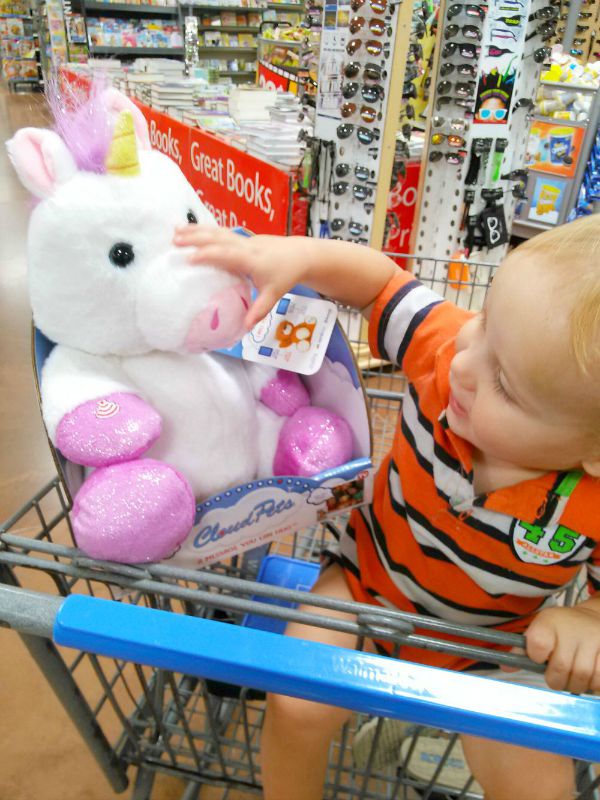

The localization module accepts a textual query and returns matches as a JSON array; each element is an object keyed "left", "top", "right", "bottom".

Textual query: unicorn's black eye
[
  {"left": 187, "top": 210, "right": 198, "bottom": 224},
  {"left": 109, "top": 242, "right": 135, "bottom": 268}
]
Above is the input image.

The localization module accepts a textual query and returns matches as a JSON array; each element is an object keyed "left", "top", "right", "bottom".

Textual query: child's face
[{"left": 446, "top": 253, "right": 599, "bottom": 473}]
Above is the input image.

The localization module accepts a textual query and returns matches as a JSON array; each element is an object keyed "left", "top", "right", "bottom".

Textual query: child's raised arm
[{"left": 173, "top": 226, "right": 399, "bottom": 330}]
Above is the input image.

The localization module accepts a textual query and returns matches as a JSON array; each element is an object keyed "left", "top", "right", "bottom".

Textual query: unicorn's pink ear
[
  {"left": 6, "top": 127, "right": 77, "bottom": 199},
  {"left": 103, "top": 88, "right": 151, "bottom": 150}
]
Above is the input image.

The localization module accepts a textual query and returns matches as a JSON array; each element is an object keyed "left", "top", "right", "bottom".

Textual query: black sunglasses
[
  {"left": 447, "top": 2, "right": 486, "bottom": 18},
  {"left": 336, "top": 123, "right": 380, "bottom": 144},
  {"left": 429, "top": 151, "right": 466, "bottom": 165},
  {"left": 342, "top": 82, "right": 385, "bottom": 102},
  {"left": 343, "top": 61, "right": 387, "bottom": 81},
  {"left": 445, "top": 23, "right": 483, "bottom": 39},
  {"left": 442, "top": 41, "right": 480, "bottom": 58},
  {"left": 440, "top": 61, "right": 477, "bottom": 77}
]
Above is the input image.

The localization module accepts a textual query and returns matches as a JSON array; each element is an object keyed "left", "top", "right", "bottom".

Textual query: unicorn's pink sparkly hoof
[
  {"left": 72, "top": 458, "right": 195, "bottom": 563},
  {"left": 273, "top": 406, "right": 353, "bottom": 476}
]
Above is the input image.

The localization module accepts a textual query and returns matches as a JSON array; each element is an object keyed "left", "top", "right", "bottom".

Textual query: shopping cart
[{"left": 1, "top": 255, "right": 599, "bottom": 800}]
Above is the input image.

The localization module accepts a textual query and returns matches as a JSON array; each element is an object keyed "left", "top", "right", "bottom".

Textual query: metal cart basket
[{"left": 1, "top": 254, "right": 599, "bottom": 800}]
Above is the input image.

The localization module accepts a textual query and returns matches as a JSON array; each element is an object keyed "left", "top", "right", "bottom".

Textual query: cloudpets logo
[
  {"left": 510, "top": 520, "right": 586, "bottom": 565},
  {"left": 194, "top": 497, "right": 296, "bottom": 549}
]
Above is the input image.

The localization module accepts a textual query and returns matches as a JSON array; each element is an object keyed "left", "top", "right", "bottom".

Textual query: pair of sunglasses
[
  {"left": 349, "top": 15, "right": 390, "bottom": 35},
  {"left": 524, "top": 21, "right": 556, "bottom": 39},
  {"left": 432, "top": 115, "right": 469, "bottom": 131},
  {"left": 431, "top": 132, "right": 466, "bottom": 147},
  {"left": 330, "top": 219, "right": 368, "bottom": 236},
  {"left": 429, "top": 151, "right": 466, "bottom": 165},
  {"left": 344, "top": 61, "right": 387, "bottom": 80},
  {"left": 445, "top": 23, "right": 483, "bottom": 39},
  {"left": 436, "top": 95, "right": 475, "bottom": 110},
  {"left": 442, "top": 41, "right": 480, "bottom": 58},
  {"left": 478, "top": 107, "right": 507, "bottom": 120},
  {"left": 530, "top": 6, "right": 559, "bottom": 19},
  {"left": 335, "top": 163, "right": 372, "bottom": 181},
  {"left": 342, "top": 82, "right": 385, "bottom": 102},
  {"left": 440, "top": 61, "right": 477, "bottom": 77},
  {"left": 447, "top": 3, "right": 486, "bottom": 19},
  {"left": 337, "top": 123, "right": 380, "bottom": 144},
  {"left": 438, "top": 79, "right": 476, "bottom": 97},
  {"left": 350, "top": 0, "right": 387, "bottom": 13},
  {"left": 332, "top": 182, "right": 373, "bottom": 201},
  {"left": 341, "top": 102, "right": 379, "bottom": 122},
  {"left": 346, "top": 38, "right": 390, "bottom": 56}
]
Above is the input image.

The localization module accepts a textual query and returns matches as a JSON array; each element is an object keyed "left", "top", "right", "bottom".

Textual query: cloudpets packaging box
[{"left": 33, "top": 286, "right": 372, "bottom": 568}]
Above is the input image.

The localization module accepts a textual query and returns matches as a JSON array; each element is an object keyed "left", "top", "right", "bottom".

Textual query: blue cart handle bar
[{"left": 48, "top": 593, "right": 600, "bottom": 761}]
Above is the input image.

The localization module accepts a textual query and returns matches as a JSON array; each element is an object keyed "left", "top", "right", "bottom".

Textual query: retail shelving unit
[
  {"left": 177, "top": 1, "right": 266, "bottom": 79},
  {"left": 0, "top": 5, "right": 44, "bottom": 92},
  {"left": 73, "top": 0, "right": 183, "bottom": 60},
  {"left": 512, "top": 79, "right": 600, "bottom": 238}
]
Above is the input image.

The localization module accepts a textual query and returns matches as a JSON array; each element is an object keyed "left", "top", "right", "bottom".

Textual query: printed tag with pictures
[{"left": 218, "top": 293, "right": 338, "bottom": 375}]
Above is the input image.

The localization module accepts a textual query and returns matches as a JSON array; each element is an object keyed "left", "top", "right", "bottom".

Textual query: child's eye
[{"left": 493, "top": 370, "right": 512, "bottom": 402}]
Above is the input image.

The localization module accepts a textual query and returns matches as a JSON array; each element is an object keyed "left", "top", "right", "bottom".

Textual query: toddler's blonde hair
[{"left": 515, "top": 215, "right": 600, "bottom": 376}]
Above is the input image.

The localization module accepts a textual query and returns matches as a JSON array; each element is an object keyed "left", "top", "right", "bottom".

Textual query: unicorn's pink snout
[{"left": 184, "top": 282, "right": 250, "bottom": 352}]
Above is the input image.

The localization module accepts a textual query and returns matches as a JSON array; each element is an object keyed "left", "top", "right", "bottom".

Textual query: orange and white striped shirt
[{"left": 335, "top": 270, "right": 600, "bottom": 670}]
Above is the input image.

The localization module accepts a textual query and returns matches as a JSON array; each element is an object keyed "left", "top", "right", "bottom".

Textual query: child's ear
[{"left": 582, "top": 460, "right": 600, "bottom": 478}]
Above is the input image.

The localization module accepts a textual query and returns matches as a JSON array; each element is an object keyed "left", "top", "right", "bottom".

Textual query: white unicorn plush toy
[{"left": 7, "top": 85, "right": 353, "bottom": 564}]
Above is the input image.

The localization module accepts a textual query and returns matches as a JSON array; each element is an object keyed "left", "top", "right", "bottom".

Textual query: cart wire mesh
[{"left": 0, "top": 254, "right": 598, "bottom": 800}]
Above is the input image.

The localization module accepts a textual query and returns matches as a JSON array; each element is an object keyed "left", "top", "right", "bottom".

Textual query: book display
[{"left": 0, "top": 0, "right": 43, "bottom": 90}]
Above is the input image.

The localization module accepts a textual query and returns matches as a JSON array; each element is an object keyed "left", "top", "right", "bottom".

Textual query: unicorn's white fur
[{"left": 7, "top": 89, "right": 353, "bottom": 563}]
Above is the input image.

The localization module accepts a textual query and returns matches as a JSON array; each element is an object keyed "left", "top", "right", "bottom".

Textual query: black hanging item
[{"left": 479, "top": 204, "right": 509, "bottom": 248}]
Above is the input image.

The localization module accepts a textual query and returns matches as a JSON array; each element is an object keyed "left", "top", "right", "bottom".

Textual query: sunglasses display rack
[
  {"left": 550, "top": 0, "right": 600, "bottom": 59},
  {"left": 412, "top": 0, "right": 557, "bottom": 286},
  {"left": 310, "top": 0, "right": 414, "bottom": 248}
]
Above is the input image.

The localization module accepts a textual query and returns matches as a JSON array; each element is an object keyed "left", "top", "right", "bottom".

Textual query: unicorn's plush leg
[
  {"left": 248, "top": 366, "right": 354, "bottom": 477},
  {"left": 273, "top": 406, "right": 353, "bottom": 477},
  {"left": 71, "top": 459, "right": 195, "bottom": 563}
]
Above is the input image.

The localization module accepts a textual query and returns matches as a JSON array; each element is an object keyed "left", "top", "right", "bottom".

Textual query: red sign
[
  {"left": 384, "top": 160, "right": 420, "bottom": 258},
  {"left": 142, "top": 104, "right": 192, "bottom": 177},
  {"left": 187, "top": 126, "right": 291, "bottom": 232}
]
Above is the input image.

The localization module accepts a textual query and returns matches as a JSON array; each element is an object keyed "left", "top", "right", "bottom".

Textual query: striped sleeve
[{"left": 368, "top": 270, "right": 473, "bottom": 381}]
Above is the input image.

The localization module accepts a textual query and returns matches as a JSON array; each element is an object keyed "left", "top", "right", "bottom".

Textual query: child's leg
[
  {"left": 461, "top": 734, "right": 574, "bottom": 800},
  {"left": 261, "top": 562, "right": 358, "bottom": 800}
]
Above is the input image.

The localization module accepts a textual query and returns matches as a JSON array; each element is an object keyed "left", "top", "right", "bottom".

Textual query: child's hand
[
  {"left": 173, "top": 225, "right": 309, "bottom": 329},
  {"left": 524, "top": 603, "right": 600, "bottom": 694}
]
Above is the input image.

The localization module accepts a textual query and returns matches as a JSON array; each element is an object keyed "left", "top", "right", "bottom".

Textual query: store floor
[{"left": 0, "top": 83, "right": 251, "bottom": 800}]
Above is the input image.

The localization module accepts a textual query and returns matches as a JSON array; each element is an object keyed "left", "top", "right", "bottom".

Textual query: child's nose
[{"left": 450, "top": 348, "right": 478, "bottom": 392}]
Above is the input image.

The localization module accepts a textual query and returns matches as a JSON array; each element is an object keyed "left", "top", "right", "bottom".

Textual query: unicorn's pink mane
[{"left": 47, "top": 76, "right": 115, "bottom": 174}]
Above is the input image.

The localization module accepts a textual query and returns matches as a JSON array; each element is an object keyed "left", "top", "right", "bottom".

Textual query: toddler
[{"left": 174, "top": 216, "right": 600, "bottom": 800}]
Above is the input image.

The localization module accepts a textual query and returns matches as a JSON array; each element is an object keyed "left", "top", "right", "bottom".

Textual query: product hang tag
[
  {"left": 218, "top": 292, "right": 338, "bottom": 375},
  {"left": 479, "top": 205, "right": 509, "bottom": 249}
]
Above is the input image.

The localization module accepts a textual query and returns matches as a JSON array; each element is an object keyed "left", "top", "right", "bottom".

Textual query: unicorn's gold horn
[{"left": 105, "top": 110, "right": 140, "bottom": 176}]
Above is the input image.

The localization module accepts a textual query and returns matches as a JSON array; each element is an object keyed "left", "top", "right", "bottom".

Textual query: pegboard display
[
  {"left": 413, "top": 0, "right": 555, "bottom": 278},
  {"left": 311, "top": 0, "right": 413, "bottom": 247}
]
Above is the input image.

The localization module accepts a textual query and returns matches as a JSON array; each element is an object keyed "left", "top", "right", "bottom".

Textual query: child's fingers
[
  {"left": 173, "top": 225, "right": 236, "bottom": 247},
  {"left": 245, "top": 288, "right": 280, "bottom": 330},
  {"left": 524, "top": 619, "right": 556, "bottom": 665},
  {"left": 186, "top": 244, "right": 253, "bottom": 277},
  {"left": 499, "top": 646, "right": 524, "bottom": 672},
  {"left": 591, "top": 652, "right": 600, "bottom": 694},
  {"left": 543, "top": 638, "right": 573, "bottom": 691},
  {"left": 564, "top": 643, "right": 597, "bottom": 694}
]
